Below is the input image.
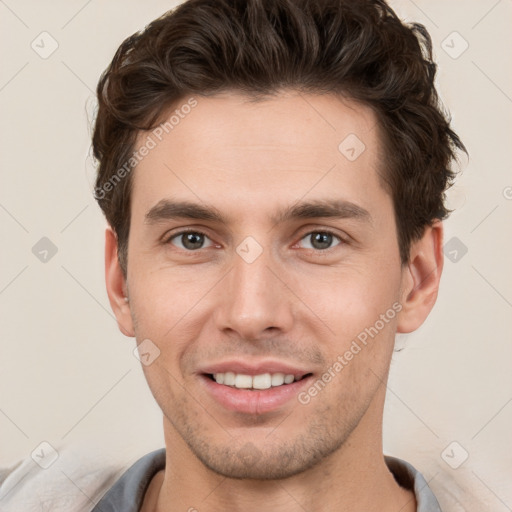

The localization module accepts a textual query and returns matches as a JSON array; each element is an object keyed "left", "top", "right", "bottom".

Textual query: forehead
[{"left": 131, "top": 91, "right": 388, "bottom": 221}]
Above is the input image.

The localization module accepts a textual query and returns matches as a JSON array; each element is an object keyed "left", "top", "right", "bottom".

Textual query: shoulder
[
  {"left": 385, "top": 455, "right": 443, "bottom": 512},
  {"left": 0, "top": 442, "right": 141, "bottom": 512},
  {"left": 385, "top": 454, "right": 495, "bottom": 512},
  {"left": 91, "top": 448, "right": 166, "bottom": 512}
]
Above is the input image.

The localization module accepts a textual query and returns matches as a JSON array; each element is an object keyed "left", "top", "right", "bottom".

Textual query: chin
[{"left": 187, "top": 431, "right": 347, "bottom": 481}]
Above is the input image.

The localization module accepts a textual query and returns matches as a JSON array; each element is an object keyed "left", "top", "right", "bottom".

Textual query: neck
[{"left": 148, "top": 386, "right": 416, "bottom": 512}]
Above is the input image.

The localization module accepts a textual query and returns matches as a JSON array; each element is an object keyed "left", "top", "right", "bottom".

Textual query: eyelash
[{"left": 163, "top": 228, "right": 347, "bottom": 252}]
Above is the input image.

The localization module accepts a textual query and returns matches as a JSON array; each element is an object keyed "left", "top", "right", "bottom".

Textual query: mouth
[
  {"left": 198, "top": 364, "right": 314, "bottom": 414},
  {"left": 205, "top": 371, "right": 312, "bottom": 390}
]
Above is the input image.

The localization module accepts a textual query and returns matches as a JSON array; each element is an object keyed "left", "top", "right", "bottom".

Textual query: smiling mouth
[{"left": 206, "top": 372, "right": 312, "bottom": 390}]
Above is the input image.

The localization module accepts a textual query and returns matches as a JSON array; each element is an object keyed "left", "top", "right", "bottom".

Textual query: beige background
[{"left": 0, "top": 1, "right": 511, "bottom": 511}]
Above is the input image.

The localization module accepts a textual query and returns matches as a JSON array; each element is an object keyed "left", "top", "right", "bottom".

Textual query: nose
[{"left": 214, "top": 245, "right": 295, "bottom": 341}]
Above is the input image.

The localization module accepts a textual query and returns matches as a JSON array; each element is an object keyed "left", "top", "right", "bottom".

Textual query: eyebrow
[{"left": 144, "top": 198, "right": 372, "bottom": 226}]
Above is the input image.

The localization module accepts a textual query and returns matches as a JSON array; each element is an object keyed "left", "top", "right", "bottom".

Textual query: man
[{"left": 91, "top": 0, "right": 465, "bottom": 510}]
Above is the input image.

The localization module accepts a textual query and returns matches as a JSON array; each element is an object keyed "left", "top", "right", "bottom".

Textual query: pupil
[
  {"left": 312, "top": 232, "right": 332, "bottom": 250},
  {"left": 183, "top": 233, "right": 203, "bottom": 250}
]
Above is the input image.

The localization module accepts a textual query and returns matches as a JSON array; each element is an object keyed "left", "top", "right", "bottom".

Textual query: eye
[
  {"left": 298, "top": 231, "right": 343, "bottom": 251},
  {"left": 167, "top": 230, "right": 214, "bottom": 251}
]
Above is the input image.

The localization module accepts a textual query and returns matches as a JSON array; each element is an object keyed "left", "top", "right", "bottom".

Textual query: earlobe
[
  {"left": 105, "top": 227, "right": 135, "bottom": 337},
  {"left": 396, "top": 221, "right": 444, "bottom": 334}
]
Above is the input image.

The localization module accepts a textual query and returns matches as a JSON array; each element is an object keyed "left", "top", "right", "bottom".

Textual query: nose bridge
[
  {"left": 217, "top": 241, "right": 293, "bottom": 337},
  {"left": 233, "top": 248, "right": 272, "bottom": 301}
]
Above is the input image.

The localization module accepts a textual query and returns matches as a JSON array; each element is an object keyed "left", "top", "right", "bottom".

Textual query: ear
[
  {"left": 396, "top": 220, "right": 444, "bottom": 333},
  {"left": 105, "top": 227, "right": 135, "bottom": 337}
]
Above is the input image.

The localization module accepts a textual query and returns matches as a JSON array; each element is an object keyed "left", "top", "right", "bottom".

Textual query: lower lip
[{"left": 199, "top": 375, "right": 312, "bottom": 414}]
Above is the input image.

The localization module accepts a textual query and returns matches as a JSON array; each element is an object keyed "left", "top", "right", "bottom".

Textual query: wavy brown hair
[{"left": 92, "top": 0, "right": 466, "bottom": 275}]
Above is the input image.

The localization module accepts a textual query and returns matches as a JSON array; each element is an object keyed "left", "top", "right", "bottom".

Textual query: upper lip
[{"left": 198, "top": 359, "right": 312, "bottom": 379}]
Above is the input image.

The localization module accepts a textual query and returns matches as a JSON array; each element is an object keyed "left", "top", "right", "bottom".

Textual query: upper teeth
[{"left": 213, "top": 372, "right": 296, "bottom": 390}]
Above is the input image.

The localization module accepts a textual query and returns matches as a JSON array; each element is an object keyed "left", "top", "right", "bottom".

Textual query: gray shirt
[{"left": 92, "top": 448, "right": 442, "bottom": 511}]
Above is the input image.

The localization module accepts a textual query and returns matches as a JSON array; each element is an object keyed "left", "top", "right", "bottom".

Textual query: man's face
[{"left": 122, "top": 91, "right": 407, "bottom": 478}]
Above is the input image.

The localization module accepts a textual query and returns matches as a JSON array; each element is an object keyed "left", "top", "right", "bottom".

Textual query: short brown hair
[{"left": 92, "top": 0, "right": 466, "bottom": 274}]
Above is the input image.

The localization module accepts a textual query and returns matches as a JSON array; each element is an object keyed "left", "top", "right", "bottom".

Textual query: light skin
[{"left": 105, "top": 91, "right": 444, "bottom": 512}]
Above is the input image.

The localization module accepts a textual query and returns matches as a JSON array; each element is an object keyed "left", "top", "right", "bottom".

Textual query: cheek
[
  {"left": 128, "top": 264, "right": 222, "bottom": 371},
  {"left": 308, "top": 281, "right": 400, "bottom": 406},
  {"left": 129, "top": 264, "right": 208, "bottom": 327},
  {"left": 299, "top": 262, "right": 401, "bottom": 339}
]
